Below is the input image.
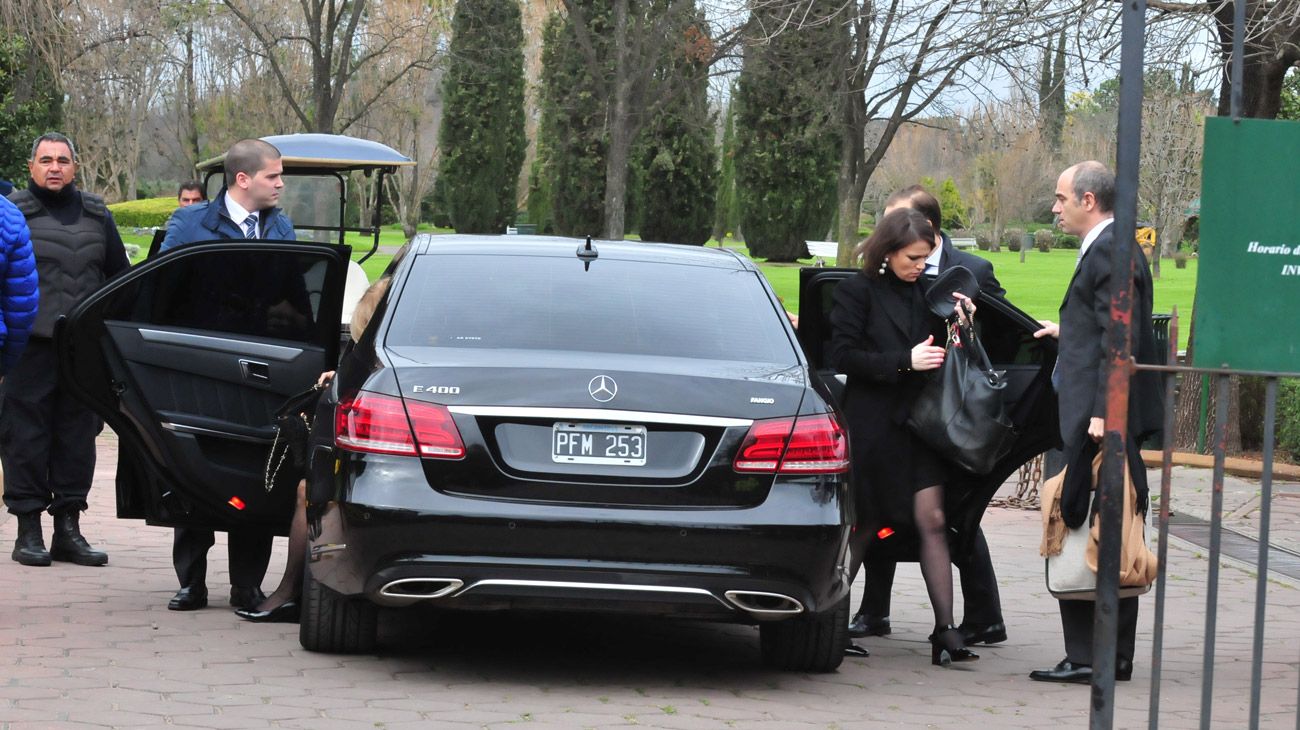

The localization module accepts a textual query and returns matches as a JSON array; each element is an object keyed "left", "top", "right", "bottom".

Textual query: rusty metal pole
[{"left": 1091, "top": 0, "right": 1145, "bottom": 722}]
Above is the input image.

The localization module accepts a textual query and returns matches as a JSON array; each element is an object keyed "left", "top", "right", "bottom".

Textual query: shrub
[
  {"left": 108, "top": 197, "right": 176, "bottom": 228},
  {"left": 1054, "top": 232, "right": 1081, "bottom": 249},
  {"left": 1003, "top": 227, "right": 1025, "bottom": 252},
  {"left": 974, "top": 230, "right": 993, "bottom": 251},
  {"left": 1278, "top": 380, "right": 1300, "bottom": 462},
  {"left": 1034, "top": 229, "right": 1054, "bottom": 252}
]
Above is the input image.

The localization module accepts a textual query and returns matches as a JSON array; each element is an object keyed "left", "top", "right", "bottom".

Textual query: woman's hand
[
  {"left": 316, "top": 370, "right": 336, "bottom": 388},
  {"left": 952, "top": 292, "right": 976, "bottom": 326},
  {"left": 910, "top": 335, "right": 946, "bottom": 371}
]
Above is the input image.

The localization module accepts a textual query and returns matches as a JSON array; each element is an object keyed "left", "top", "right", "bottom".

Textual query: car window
[
  {"left": 385, "top": 254, "right": 798, "bottom": 364},
  {"left": 106, "top": 249, "right": 328, "bottom": 344}
]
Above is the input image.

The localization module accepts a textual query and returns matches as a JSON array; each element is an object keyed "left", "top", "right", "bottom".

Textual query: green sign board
[{"left": 1193, "top": 117, "right": 1300, "bottom": 373}]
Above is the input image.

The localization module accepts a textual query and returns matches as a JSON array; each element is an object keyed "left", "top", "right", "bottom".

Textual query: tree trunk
[
  {"left": 182, "top": 22, "right": 200, "bottom": 176},
  {"left": 601, "top": 100, "right": 632, "bottom": 240},
  {"left": 835, "top": 75, "right": 866, "bottom": 267},
  {"left": 1173, "top": 314, "right": 1243, "bottom": 454}
]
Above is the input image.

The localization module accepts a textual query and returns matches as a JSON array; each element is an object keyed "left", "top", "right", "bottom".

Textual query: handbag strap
[{"left": 953, "top": 318, "right": 998, "bottom": 377}]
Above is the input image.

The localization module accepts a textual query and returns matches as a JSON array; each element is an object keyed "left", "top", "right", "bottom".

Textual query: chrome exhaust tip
[
  {"left": 724, "top": 590, "right": 804, "bottom": 616},
  {"left": 378, "top": 578, "right": 464, "bottom": 601}
]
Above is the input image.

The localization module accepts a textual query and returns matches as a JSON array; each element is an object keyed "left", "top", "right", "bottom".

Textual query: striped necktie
[{"left": 242, "top": 213, "right": 258, "bottom": 239}]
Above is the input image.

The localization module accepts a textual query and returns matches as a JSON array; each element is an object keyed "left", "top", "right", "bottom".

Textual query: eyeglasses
[{"left": 35, "top": 156, "right": 75, "bottom": 167}]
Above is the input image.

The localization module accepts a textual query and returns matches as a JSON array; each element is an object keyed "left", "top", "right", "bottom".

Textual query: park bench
[
  {"left": 805, "top": 240, "right": 840, "bottom": 266},
  {"left": 951, "top": 237, "right": 977, "bottom": 250}
]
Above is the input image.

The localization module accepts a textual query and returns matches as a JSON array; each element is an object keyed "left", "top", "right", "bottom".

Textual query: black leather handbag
[
  {"left": 263, "top": 383, "right": 325, "bottom": 492},
  {"left": 906, "top": 320, "right": 1016, "bottom": 475}
]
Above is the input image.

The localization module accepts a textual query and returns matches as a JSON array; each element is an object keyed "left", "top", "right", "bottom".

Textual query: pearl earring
[{"left": 878, "top": 257, "right": 888, "bottom": 275}]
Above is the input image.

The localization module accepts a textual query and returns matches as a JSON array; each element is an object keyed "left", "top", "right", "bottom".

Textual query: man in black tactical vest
[{"left": 3, "top": 132, "right": 130, "bottom": 567}]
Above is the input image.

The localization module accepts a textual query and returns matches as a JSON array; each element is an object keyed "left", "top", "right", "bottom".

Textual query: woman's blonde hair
[{"left": 349, "top": 276, "right": 392, "bottom": 342}]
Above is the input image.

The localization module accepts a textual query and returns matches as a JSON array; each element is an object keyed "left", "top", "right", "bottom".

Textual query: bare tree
[
  {"left": 776, "top": 0, "right": 1074, "bottom": 264},
  {"left": 1146, "top": 0, "right": 1300, "bottom": 119},
  {"left": 1138, "top": 79, "right": 1213, "bottom": 279},
  {"left": 354, "top": 65, "right": 444, "bottom": 239},
  {"left": 219, "top": 0, "right": 446, "bottom": 134}
]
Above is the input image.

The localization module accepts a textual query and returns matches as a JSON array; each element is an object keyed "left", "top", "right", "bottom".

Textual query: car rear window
[{"left": 385, "top": 253, "right": 797, "bottom": 364}]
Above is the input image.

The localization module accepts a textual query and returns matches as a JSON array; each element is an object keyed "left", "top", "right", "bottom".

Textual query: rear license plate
[{"left": 552, "top": 422, "right": 647, "bottom": 466}]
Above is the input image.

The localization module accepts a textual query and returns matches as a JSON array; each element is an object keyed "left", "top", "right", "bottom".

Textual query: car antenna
[{"left": 576, "top": 235, "right": 598, "bottom": 271}]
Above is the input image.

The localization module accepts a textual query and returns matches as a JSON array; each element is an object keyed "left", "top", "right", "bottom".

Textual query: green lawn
[
  {"left": 711, "top": 240, "right": 1197, "bottom": 349},
  {"left": 120, "top": 228, "right": 1196, "bottom": 348}
]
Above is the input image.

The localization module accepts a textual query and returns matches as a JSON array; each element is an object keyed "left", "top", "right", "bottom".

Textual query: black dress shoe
[
  {"left": 229, "top": 585, "right": 267, "bottom": 610},
  {"left": 235, "top": 601, "right": 300, "bottom": 623},
  {"left": 1029, "top": 658, "right": 1092, "bottom": 683},
  {"left": 959, "top": 621, "right": 1008, "bottom": 646},
  {"left": 1117, "top": 657, "right": 1133, "bottom": 681},
  {"left": 168, "top": 585, "right": 209, "bottom": 611},
  {"left": 848, "top": 612, "right": 891, "bottom": 638}
]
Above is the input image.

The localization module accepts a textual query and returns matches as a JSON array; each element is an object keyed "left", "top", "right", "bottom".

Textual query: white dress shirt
[{"left": 225, "top": 195, "right": 257, "bottom": 238}]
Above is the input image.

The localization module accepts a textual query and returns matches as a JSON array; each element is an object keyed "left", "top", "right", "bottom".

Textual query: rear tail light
[
  {"left": 336, "top": 391, "right": 465, "bottom": 459},
  {"left": 733, "top": 413, "right": 848, "bottom": 474}
]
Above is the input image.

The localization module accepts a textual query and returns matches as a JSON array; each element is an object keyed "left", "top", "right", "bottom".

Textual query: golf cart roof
[{"left": 196, "top": 133, "right": 415, "bottom": 174}]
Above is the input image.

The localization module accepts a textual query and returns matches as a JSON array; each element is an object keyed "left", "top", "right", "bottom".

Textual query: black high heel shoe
[{"left": 929, "top": 625, "right": 979, "bottom": 667}]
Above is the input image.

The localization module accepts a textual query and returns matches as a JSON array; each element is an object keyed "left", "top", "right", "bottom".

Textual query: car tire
[
  {"left": 299, "top": 558, "right": 378, "bottom": 653},
  {"left": 759, "top": 594, "right": 848, "bottom": 672}
]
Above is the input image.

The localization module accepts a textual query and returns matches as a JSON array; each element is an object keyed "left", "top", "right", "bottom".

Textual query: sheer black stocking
[{"left": 914, "top": 484, "right": 954, "bottom": 630}]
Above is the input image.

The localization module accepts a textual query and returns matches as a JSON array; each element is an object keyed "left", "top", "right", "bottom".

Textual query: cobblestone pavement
[{"left": 2, "top": 433, "right": 1298, "bottom": 729}]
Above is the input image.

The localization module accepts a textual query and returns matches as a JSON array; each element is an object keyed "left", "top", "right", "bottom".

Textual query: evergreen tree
[
  {"left": 535, "top": 5, "right": 611, "bottom": 237},
  {"left": 712, "top": 100, "right": 738, "bottom": 241},
  {"left": 0, "top": 35, "right": 62, "bottom": 182},
  {"left": 937, "top": 178, "right": 967, "bottom": 230},
  {"left": 437, "top": 0, "right": 528, "bottom": 234},
  {"left": 1037, "top": 30, "right": 1066, "bottom": 152},
  {"left": 733, "top": 1, "right": 841, "bottom": 261},
  {"left": 636, "top": 11, "right": 715, "bottom": 246}
]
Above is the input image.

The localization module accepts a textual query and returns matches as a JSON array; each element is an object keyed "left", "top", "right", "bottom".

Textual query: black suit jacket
[
  {"left": 937, "top": 232, "right": 1004, "bottom": 298},
  {"left": 1055, "top": 222, "right": 1162, "bottom": 452}
]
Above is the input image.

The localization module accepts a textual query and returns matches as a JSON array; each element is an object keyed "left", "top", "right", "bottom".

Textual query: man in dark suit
[
  {"left": 849, "top": 185, "right": 1009, "bottom": 646},
  {"left": 1028, "top": 161, "right": 1163, "bottom": 684},
  {"left": 163, "top": 139, "right": 292, "bottom": 613}
]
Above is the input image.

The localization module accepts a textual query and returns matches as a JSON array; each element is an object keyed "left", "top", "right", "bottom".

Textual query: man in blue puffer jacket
[{"left": 0, "top": 195, "right": 39, "bottom": 377}]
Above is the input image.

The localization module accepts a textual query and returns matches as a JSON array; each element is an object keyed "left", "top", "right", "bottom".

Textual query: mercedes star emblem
[{"left": 588, "top": 375, "right": 617, "bottom": 403}]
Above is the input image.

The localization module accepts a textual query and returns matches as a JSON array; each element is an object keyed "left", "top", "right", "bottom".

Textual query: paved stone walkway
[{"left": 1, "top": 433, "right": 1297, "bottom": 729}]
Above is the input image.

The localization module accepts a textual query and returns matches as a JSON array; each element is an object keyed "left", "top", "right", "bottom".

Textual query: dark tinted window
[
  {"left": 105, "top": 249, "right": 330, "bottom": 343},
  {"left": 386, "top": 254, "right": 797, "bottom": 363}
]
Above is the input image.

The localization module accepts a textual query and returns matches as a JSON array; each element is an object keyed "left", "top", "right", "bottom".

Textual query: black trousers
[
  {"left": 860, "top": 527, "right": 1003, "bottom": 626},
  {"left": 1060, "top": 596, "right": 1139, "bottom": 665},
  {"left": 173, "top": 527, "right": 274, "bottom": 590},
  {"left": 0, "top": 339, "right": 101, "bottom": 516}
]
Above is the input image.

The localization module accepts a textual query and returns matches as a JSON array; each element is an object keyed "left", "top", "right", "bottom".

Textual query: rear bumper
[{"left": 307, "top": 456, "right": 851, "bottom": 621}]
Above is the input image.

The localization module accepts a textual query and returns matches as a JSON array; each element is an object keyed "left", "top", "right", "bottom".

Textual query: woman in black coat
[{"left": 827, "top": 208, "right": 976, "bottom": 666}]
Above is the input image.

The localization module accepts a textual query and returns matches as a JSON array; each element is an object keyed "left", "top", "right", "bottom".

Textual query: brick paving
[{"left": 1, "top": 432, "right": 1298, "bottom": 729}]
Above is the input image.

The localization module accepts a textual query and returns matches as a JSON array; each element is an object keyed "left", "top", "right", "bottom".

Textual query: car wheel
[
  {"left": 299, "top": 558, "right": 378, "bottom": 653},
  {"left": 759, "top": 594, "right": 848, "bottom": 672}
]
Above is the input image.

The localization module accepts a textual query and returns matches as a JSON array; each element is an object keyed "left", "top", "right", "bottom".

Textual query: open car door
[
  {"left": 797, "top": 267, "right": 1060, "bottom": 556},
  {"left": 56, "top": 242, "right": 350, "bottom": 533}
]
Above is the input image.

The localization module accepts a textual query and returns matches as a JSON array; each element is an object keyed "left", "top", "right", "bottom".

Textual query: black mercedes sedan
[{"left": 59, "top": 235, "right": 854, "bottom": 672}]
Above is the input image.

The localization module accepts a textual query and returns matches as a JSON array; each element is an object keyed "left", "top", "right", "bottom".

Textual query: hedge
[
  {"left": 1279, "top": 380, "right": 1300, "bottom": 461},
  {"left": 108, "top": 197, "right": 177, "bottom": 228}
]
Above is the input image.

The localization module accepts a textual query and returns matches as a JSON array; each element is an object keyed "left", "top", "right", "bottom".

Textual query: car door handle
[{"left": 239, "top": 359, "right": 271, "bottom": 383}]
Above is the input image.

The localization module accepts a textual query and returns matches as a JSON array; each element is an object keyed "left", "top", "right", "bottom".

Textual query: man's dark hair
[
  {"left": 854, "top": 208, "right": 935, "bottom": 277},
  {"left": 30, "top": 132, "right": 77, "bottom": 161},
  {"left": 223, "top": 139, "right": 281, "bottom": 187},
  {"left": 177, "top": 181, "right": 205, "bottom": 200},
  {"left": 885, "top": 184, "right": 942, "bottom": 232},
  {"left": 1072, "top": 161, "right": 1115, "bottom": 213}
]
